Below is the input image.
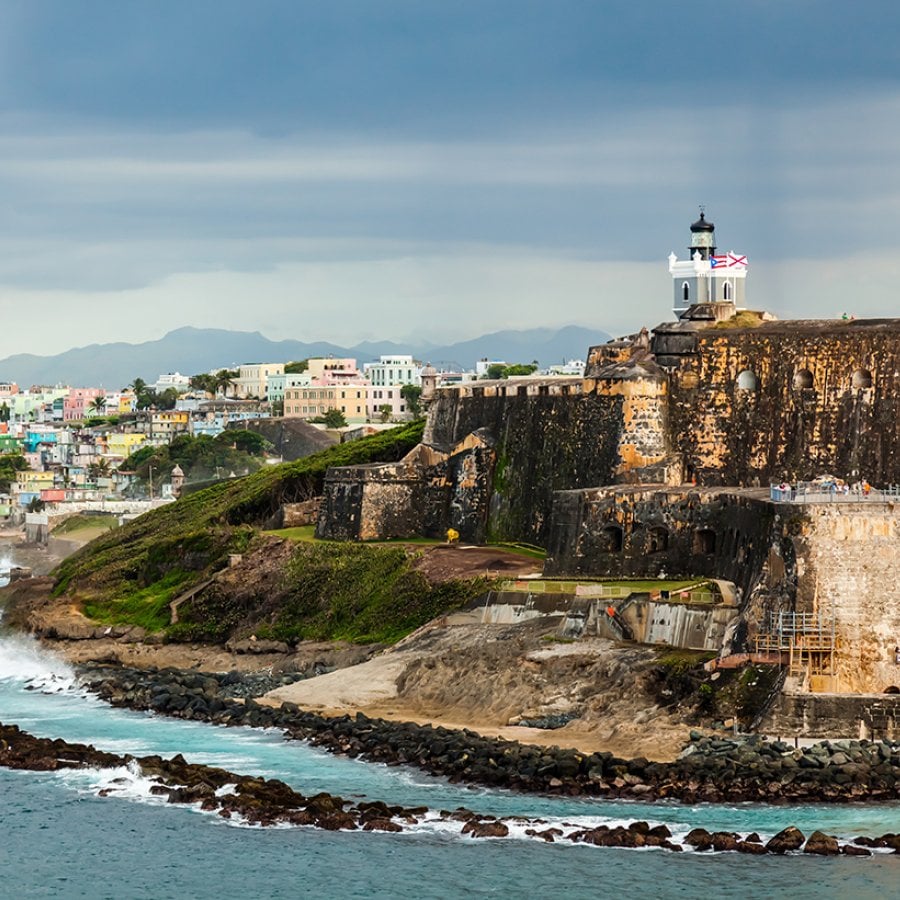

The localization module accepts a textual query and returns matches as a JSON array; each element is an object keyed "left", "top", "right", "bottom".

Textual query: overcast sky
[{"left": 0, "top": 1, "right": 898, "bottom": 357}]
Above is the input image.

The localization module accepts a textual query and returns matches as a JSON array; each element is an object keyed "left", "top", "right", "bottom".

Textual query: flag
[
  {"left": 727, "top": 252, "right": 748, "bottom": 268},
  {"left": 710, "top": 255, "right": 728, "bottom": 268}
]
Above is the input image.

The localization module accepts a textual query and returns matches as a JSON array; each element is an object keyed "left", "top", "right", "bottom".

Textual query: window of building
[
  {"left": 852, "top": 369, "right": 873, "bottom": 389},
  {"left": 682, "top": 282, "right": 690, "bottom": 302},
  {"left": 693, "top": 528, "right": 716, "bottom": 555},
  {"left": 647, "top": 526, "right": 669, "bottom": 553},
  {"left": 723, "top": 281, "right": 732, "bottom": 301},
  {"left": 599, "top": 524, "right": 624, "bottom": 553},
  {"left": 736, "top": 370, "right": 758, "bottom": 391},
  {"left": 792, "top": 369, "right": 814, "bottom": 390}
]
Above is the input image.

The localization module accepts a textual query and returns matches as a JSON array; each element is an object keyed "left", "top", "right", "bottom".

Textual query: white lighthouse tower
[{"left": 668, "top": 210, "right": 748, "bottom": 320}]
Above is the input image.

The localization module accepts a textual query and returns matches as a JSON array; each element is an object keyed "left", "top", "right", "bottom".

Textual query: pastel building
[
  {"left": 64, "top": 388, "right": 105, "bottom": 421},
  {"left": 306, "top": 358, "right": 362, "bottom": 383},
  {"left": 284, "top": 385, "right": 368, "bottom": 424},
  {"left": 107, "top": 432, "right": 148, "bottom": 460},
  {"left": 267, "top": 372, "right": 313, "bottom": 405},
  {"left": 234, "top": 363, "right": 285, "bottom": 399},
  {"left": 364, "top": 355, "right": 422, "bottom": 388},
  {"left": 150, "top": 410, "right": 190, "bottom": 438}
]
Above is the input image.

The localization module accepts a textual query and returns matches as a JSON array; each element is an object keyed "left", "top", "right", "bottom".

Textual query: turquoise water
[{"left": 0, "top": 630, "right": 899, "bottom": 898}]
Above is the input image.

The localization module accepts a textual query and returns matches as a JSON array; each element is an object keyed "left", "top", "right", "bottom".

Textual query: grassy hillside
[
  {"left": 53, "top": 421, "right": 425, "bottom": 606},
  {"left": 169, "top": 542, "right": 491, "bottom": 645}
]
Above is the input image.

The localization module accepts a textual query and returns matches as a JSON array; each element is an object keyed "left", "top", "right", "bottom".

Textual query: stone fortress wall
[{"left": 316, "top": 214, "right": 900, "bottom": 696}]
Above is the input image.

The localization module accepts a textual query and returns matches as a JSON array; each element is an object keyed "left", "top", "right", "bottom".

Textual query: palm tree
[
  {"left": 89, "top": 395, "right": 107, "bottom": 416},
  {"left": 215, "top": 369, "right": 238, "bottom": 398}
]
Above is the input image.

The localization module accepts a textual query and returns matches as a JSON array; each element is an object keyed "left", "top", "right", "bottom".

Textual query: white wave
[{"left": 0, "top": 632, "right": 76, "bottom": 692}]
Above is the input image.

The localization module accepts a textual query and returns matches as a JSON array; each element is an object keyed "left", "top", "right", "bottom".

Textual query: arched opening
[
  {"left": 792, "top": 369, "right": 814, "bottom": 390},
  {"left": 693, "top": 528, "right": 717, "bottom": 555},
  {"left": 852, "top": 369, "right": 873, "bottom": 389},
  {"left": 599, "top": 524, "right": 624, "bottom": 553},
  {"left": 723, "top": 281, "right": 732, "bottom": 301},
  {"left": 736, "top": 370, "right": 758, "bottom": 391},
  {"left": 647, "top": 525, "right": 669, "bottom": 553},
  {"left": 682, "top": 282, "right": 690, "bottom": 302},
  {"left": 883, "top": 685, "right": 900, "bottom": 695}
]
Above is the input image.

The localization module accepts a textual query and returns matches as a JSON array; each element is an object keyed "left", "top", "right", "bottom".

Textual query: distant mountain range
[{"left": 0, "top": 325, "right": 610, "bottom": 388}]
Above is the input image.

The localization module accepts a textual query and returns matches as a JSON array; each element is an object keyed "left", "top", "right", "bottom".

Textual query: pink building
[{"left": 64, "top": 388, "right": 105, "bottom": 421}]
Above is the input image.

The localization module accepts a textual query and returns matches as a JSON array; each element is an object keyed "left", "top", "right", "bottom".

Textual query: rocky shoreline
[
  {"left": 81, "top": 664, "right": 900, "bottom": 807},
  {"left": 1, "top": 719, "right": 896, "bottom": 856}
]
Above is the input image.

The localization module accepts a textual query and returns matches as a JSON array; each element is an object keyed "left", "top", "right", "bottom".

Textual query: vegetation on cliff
[
  {"left": 170, "top": 542, "right": 491, "bottom": 645},
  {"left": 53, "top": 421, "right": 425, "bottom": 607}
]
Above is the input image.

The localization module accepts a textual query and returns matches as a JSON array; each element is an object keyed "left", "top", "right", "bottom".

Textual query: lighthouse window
[
  {"left": 682, "top": 282, "right": 690, "bottom": 302},
  {"left": 723, "top": 281, "right": 732, "bottom": 301}
]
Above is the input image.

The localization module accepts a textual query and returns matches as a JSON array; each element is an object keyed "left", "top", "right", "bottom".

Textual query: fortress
[{"left": 317, "top": 213, "right": 900, "bottom": 715}]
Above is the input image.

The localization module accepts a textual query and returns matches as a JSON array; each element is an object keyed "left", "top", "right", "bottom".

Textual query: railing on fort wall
[{"left": 770, "top": 483, "right": 900, "bottom": 503}]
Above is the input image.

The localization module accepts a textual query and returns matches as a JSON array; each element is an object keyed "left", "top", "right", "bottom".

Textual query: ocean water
[{"left": 0, "top": 630, "right": 898, "bottom": 898}]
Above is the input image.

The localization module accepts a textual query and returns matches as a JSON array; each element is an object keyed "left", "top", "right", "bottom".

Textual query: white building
[
  {"left": 546, "top": 360, "right": 586, "bottom": 376},
  {"left": 363, "top": 355, "right": 422, "bottom": 388},
  {"left": 152, "top": 372, "right": 191, "bottom": 393},
  {"left": 475, "top": 359, "right": 506, "bottom": 379}
]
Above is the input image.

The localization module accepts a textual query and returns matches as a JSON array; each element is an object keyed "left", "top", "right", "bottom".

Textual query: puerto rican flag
[{"left": 711, "top": 252, "right": 748, "bottom": 269}]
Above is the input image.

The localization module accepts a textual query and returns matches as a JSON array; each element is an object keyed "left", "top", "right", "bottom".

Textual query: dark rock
[
  {"left": 803, "top": 831, "right": 840, "bottom": 856},
  {"left": 766, "top": 826, "right": 805, "bottom": 853},
  {"left": 461, "top": 820, "right": 510, "bottom": 838}
]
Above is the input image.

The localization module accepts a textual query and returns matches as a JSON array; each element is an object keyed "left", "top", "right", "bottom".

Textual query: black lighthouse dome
[
  {"left": 688, "top": 209, "right": 716, "bottom": 258},
  {"left": 690, "top": 211, "right": 715, "bottom": 233}
]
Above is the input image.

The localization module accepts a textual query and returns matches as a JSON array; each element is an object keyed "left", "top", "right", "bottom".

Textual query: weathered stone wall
[
  {"left": 424, "top": 382, "right": 623, "bottom": 545},
  {"left": 791, "top": 503, "right": 900, "bottom": 693},
  {"left": 663, "top": 320, "right": 900, "bottom": 485},
  {"left": 545, "top": 484, "right": 900, "bottom": 692},
  {"left": 763, "top": 690, "right": 900, "bottom": 740},
  {"left": 544, "top": 487, "right": 786, "bottom": 603}
]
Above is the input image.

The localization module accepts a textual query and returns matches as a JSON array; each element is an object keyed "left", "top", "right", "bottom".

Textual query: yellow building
[
  {"left": 150, "top": 410, "right": 190, "bottom": 438},
  {"left": 284, "top": 385, "right": 368, "bottom": 423},
  {"left": 15, "top": 471, "right": 56, "bottom": 494},
  {"left": 107, "top": 432, "right": 147, "bottom": 459}
]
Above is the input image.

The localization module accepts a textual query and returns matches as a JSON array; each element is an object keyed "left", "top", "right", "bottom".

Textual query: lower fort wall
[{"left": 544, "top": 486, "right": 900, "bottom": 693}]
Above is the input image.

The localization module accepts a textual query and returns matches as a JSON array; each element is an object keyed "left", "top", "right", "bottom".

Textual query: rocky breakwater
[
  {"left": 2, "top": 721, "right": 896, "bottom": 856},
  {"left": 80, "top": 665, "right": 900, "bottom": 808}
]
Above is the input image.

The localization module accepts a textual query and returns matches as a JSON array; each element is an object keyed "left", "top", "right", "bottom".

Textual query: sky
[{"left": 0, "top": 0, "right": 899, "bottom": 357}]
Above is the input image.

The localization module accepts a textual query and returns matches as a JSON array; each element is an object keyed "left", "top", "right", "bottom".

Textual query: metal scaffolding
[{"left": 755, "top": 610, "right": 837, "bottom": 683}]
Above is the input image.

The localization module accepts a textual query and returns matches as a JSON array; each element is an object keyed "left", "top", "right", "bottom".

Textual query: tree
[
  {"left": 226, "top": 429, "right": 269, "bottom": 455},
  {"left": 504, "top": 363, "right": 539, "bottom": 377},
  {"left": 378, "top": 403, "right": 392, "bottom": 423},
  {"left": 400, "top": 384, "right": 423, "bottom": 417},
  {"left": 311, "top": 408, "right": 347, "bottom": 428},
  {"left": 89, "top": 395, "right": 107, "bottom": 416},
  {"left": 484, "top": 363, "right": 538, "bottom": 380},
  {"left": 215, "top": 369, "right": 238, "bottom": 398},
  {"left": 0, "top": 402, "right": 8, "bottom": 423},
  {"left": 189, "top": 373, "right": 217, "bottom": 395},
  {"left": 285, "top": 360, "right": 308, "bottom": 374},
  {"left": 155, "top": 387, "right": 179, "bottom": 410},
  {"left": 88, "top": 459, "right": 111, "bottom": 482}
]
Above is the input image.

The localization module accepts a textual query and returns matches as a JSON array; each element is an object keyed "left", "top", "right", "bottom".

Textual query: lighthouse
[{"left": 668, "top": 210, "right": 748, "bottom": 320}]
